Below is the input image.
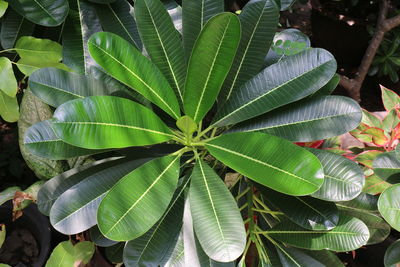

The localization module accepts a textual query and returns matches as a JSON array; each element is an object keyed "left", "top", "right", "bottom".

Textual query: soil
[{"left": 0, "top": 227, "right": 39, "bottom": 266}]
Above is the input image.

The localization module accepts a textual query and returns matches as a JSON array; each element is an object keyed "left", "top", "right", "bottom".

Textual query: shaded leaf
[
  {"left": 378, "top": 184, "right": 400, "bottom": 231},
  {"left": 0, "top": 9, "right": 35, "bottom": 49},
  {"left": 373, "top": 151, "right": 400, "bottom": 183},
  {"left": 384, "top": 239, "right": 400, "bottom": 267}
]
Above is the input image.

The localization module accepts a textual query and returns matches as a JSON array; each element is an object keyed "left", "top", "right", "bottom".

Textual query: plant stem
[
  {"left": 252, "top": 208, "right": 283, "bottom": 215},
  {"left": 235, "top": 186, "right": 250, "bottom": 201},
  {"left": 0, "top": 48, "right": 16, "bottom": 54}
]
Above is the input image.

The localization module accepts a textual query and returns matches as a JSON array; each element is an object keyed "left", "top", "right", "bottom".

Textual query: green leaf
[
  {"left": 97, "top": 155, "right": 181, "bottom": 241},
  {"left": 24, "top": 120, "right": 104, "bottom": 160},
  {"left": 259, "top": 186, "right": 339, "bottom": 230},
  {"left": 45, "top": 240, "right": 95, "bottom": 267},
  {"left": 362, "top": 109, "right": 383, "bottom": 128},
  {"left": 231, "top": 96, "right": 361, "bottom": 142},
  {"left": 213, "top": 48, "right": 337, "bottom": 127},
  {"left": 50, "top": 158, "right": 150, "bottom": 234},
  {"left": 220, "top": 0, "right": 279, "bottom": 102},
  {"left": 0, "top": 1, "right": 8, "bottom": 18},
  {"left": 105, "top": 243, "right": 124, "bottom": 263},
  {"left": 29, "top": 68, "right": 122, "bottom": 108},
  {"left": 16, "top": 58, "right": 71, "bottom": 76},
  {"left": 94, "top": 0, "right": 142, "bottom": 49},
  {"left": 62, "top": 2, "right": 101, "bottom": 75},
  {"left": 9, "top": 0, "right": 69, "bottom": 26},
  {"left": 275, "top": 245, "right": 325, "bottom": 267},
  {"left": 164, "top": 233, "right": 184, "bottom": 267},
  {"left": 384, "top": 239, "right": 400, "bottom": 267},
  {"left": 184, "top": 13, "right": 241, "bottom": 123},
  {"left": 340, "top": 207, "right": 390, "bottom": 245},
  {"left": 0, "top": 224, "right": 5, "bottom": 248},
  {"left": 89, "top": 0, "right": 116, "bottom": 3},
  {"left": 164, "top": 0, "right": 182, "bottom": 33},
  {"left": 0, "top": 90, "right": 19, "bottom": 122},
  {"left": 182, "top": 0, "right": 224, "bottom": 59},
  {"left": 123, "top": 177, "right": 188, "bottom": 267},
  {"left": 176, "top": 116, "right": 197, "bottom": 135},
  {"left": 88, "top": 31, "right": 181, "bottom": 119},
  {"left": 189, "top": 160, "right": 246, "bottom": 262},
  {"left": 337, "top": 192, "right": 379, "bottom": 213},
  {"left": 90, "top": 225, "right": 118, "bottom": 247},
  {"left": 52, "top": 96, "right": 174, "bottom": 149},
  {"left": 306, "top": 148, "right": 364, "bottom": 201},
  {"left": 267, "top": 215, "right": 370, "bottom": 252},
  {"left": 37, "top": 157, "right": 123, "bottom": 215},
  {"left": 373, "top": 151, "right": 400, "bottom": 183},
  {"left": 0, "top": 9, "right": 35, "bottom": 49},
  {"left": 382, "top": 109, "right": 400, "bottom": 132},
  {"left": 15, "top": 36, "right": 62, "bottom": 62},
  {"left": 363, "top": 173, "right": 391, "bottom": 195},
  {"left": 135, "top": 0, "right": 186, "bottom": 104},
  {"left": 205, "top": 132, "right": 324, "bottom": 196},
  {"left": 0, "top": 57, "right": 17, "bottom": 97},
  {"left": 378, "top": 184, "right": 400, "bottom": 231},
  {"left": 300, "top": 250, "right": 345, "bottom": 267},
  {"left": 381, "top": 85, "right": 400, "bottom": 111},
  {"left": 311, "top": 73, "right": 340, "bottom": 97}
]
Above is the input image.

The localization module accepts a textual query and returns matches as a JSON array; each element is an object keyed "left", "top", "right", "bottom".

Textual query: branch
[{"left": 338, "top": 0, "right": 400, "bottom": 102}]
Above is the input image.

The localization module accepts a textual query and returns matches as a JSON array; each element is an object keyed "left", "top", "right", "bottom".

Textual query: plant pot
[{"left": 0, "top": 201, "right": 51, "bottom": 267}]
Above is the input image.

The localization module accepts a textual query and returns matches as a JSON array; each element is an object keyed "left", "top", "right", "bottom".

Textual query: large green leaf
[
  {"left": 213, "top": 48, "right": 337, "bottom": 127},
  {"left": 275, "top": 246, "right": 325, "bottom": 267},
  {"left": 373, "top": 151, "right": 400, "bottom": 183},
  {"left": 182, "top": 0, "right": 224, "bottom": 59},
  {"left": 9, "top": 0, "right": 69, "bottom": 26},
  {"left": 164, "top": 233, "right": 184, "bottom": 267},
  {"left": 0, "top": 57, "right": 17, "bottom": 97},
  {"left": 123, "top": 178, "right": 188, "bottom": 267},
  {"left": 300, "top": 250, "right": 345, "bottom": 267},
  {"left": 52, "top": 96, "right": 174, "bottom": 149},
  {"left": 94, "top": 0, "right": 142, "bottom": 49},
  {"left": 384, "top": 239, "right": 400, "bottom": 267},
  {"left": 231, "top": 96, "right": 361, "bottom": 142},
  {"left": 29, "top": 68, "right": 119, "bottom": 107},
  {"left": 306, "top": 148, "right": 364, "bottom": 201},
  {"left": 205, "top": 132, "right": 324, "bottom": 196},
  {"left": 184, "top": 13, "right": 240, "bottom": 123},
  {"left": 220, "top": 0, "right": 279, "bottom": 102},
  {"left": 63, "top": 0, "right": 101, "bottom": 74},
  {"left": 378, "top": 184, "right": 400, "bottom": 231},
  {"left": 337, "top": 192, "right": 379, "bottom": 214},
  {"left": 24, "top": 120, "right": 103, "bottom": 160},
  {"left": 267, "top": 215, "right": 369, "bottom": 252},
  {"left": 0, "top": 9, "right": 35, "bottom": 49},
  {"left": 340, "top": 207, "right": 390, "bottom": 245},
  {"left": 50, "top": 158, "right": 150, "bottom": 234},
  {"left": 97, "top": 156, "right": 181, "bottom": 241},
  {"left": 37, "top": 157, "right": 123, "bottom": 215},
  {"left": 259, "top": 186, "right": 339, "bottom": 230},
  {"left": 15, "top": 36, "right": 62, "bottom": 62},
  {"left": 0, "top": 90, "right": 18, "bottom": 122},
  {"left": 189, "top": 160, "right": 246, "bottom": 262},
  {"left": 88, "top": 31, "right": 181, "bottom": 119},
  {"left": 135, "top": 0, "right": 186, "bottom": 103},
  {"left": 18, "top": 89, "right": 67, "bottom": 179},
  {"left": 16, "top": 58, "right": 71, "bottom": 76}
]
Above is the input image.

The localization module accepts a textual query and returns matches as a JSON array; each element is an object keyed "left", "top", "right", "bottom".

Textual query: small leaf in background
[
  {"left": 373, "top": 151, "right": 400, "bottom": 183},
  {"left": 0, "top": 186, "right": 21, "bottom": 206},
  {"left": 362, "top": 127, "right": 389, "bottom": 146},
  {"left": 15, "top": 36, "right": 62, "bottom": 62},
  {"left": 16, "top": 58, "right": 71, "bottom": 76},
  {"left": 0, "top": 0, "right": 8, "bottom": 18},
  {"left": 0, "top": 57, "right": 17, "bottom": 97},
  {"left": 363, "top": 173, "right": 391, "bottom": 195},
  {"left": 378, "top": 184, "right": 400, "bottom": 231},
  {"left": 381, "top": 85, "right": 400, "bottom": 111},
  {"left": 45, "top": 240, "right": 95, "bottom": 267},
  {"left": 12, "top": 191, "right": 35, "bottom": 220},
  {"left": 0, "top": 224, "right": 5, "bottom": 248},
  {"left": 0, "top": 91, "right": 19, "bottom": 122},
  {"left": 384, "top": 239, "right": 400, "bottom": 267},
  {"left": 176, "top": 116, "right": 197, "bottom": 135},
  {"left": 354, "top": 150, "right": 383, "bottom": 168}
]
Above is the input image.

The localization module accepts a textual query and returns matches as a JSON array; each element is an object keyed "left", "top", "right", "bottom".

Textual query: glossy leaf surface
[
  {"left": 15, "top": 36, "right": 62, "bottom": 62},
  {"left": 9, "top": 0, "right": 69, "bottom": 26},
  {"left": 213, "top": 48, "right": 337, "bottom": 126},
  {"left": 88, "top": 32, "right": 181, "bottom": 119},
  {"left": 135, "top": 0, "right": 186, "bottom": 103},
  {"left": 205, "top": 132, "right": 324, "bottom": 196},
  {"left": 259, "top": 186, "right": 339, "bottom": 230},
  {"left": 0, "top": 57, "right": 17, "bottom": 97},
  {"left": 189, "top": 160, "right": 246, "bottom": 262},
  {"left": 307, "top": 148, "right": 364, "bottom": 201},
  {"left": 373, "top": 151, "right": 400, "bottom": 182},
  {"left": 231, "top": 96, "right": 361, "bottom": 142},
  {"left": 52, "top": 96, "right": 174, "bottom": 149},
  {"left": 268, "top": 215, "right": 369, "bottom": 252},
  {"left": 184, "top": 13, "right": 240, "bottom": 123},
  {"left": 0, "top": 9, "right": 35, "bottom": 49},
  {"left": 50, "top": 158, "right": 150, "bottom": 234},
  {"left": 98, "top": 156, "right": 180, "bottom": 241},
  {"left": 378, "top": 184, "right": 400, "bottom": 231},
  {"left": 220, "top": 0, "right": 279, "bottom": 101}
]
